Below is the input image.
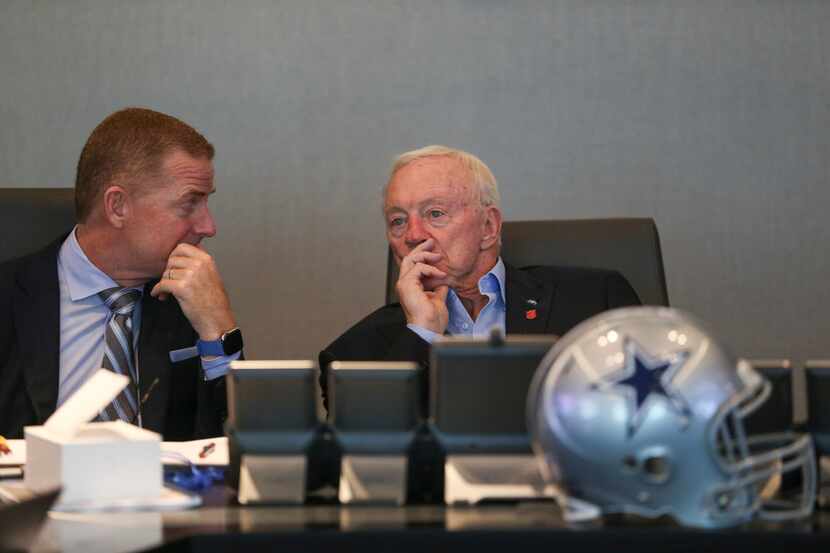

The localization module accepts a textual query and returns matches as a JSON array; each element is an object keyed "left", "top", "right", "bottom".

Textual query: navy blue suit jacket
[
  {"left": 0, "top": 236, "right": 226, "bottom": 439},
  {"left": 319, "top": 263, "right": 641, "bottom": 409}
]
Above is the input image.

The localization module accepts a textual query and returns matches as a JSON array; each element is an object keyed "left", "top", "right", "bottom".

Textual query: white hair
[{"left": 384, "top": 145, "right": 500, "bottom": 208}]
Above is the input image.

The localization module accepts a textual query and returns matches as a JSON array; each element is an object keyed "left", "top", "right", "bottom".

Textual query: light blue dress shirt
[
  {"left": 57, "top": 228, "right": 236, "bottom": 412},
  {"left": 407, "top": 257, "right": 507, "bottom": 343}
]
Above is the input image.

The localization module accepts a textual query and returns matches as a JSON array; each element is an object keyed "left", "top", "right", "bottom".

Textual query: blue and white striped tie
[{"left": 98, "top": 287, "right": 142, "bottom": 423}]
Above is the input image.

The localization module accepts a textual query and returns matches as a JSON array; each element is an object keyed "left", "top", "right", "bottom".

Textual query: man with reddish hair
[{"left": 0, "top": 108, "right": 242, "bottom": 439}]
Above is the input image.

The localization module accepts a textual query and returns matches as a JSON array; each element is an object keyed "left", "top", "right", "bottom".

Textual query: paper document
[
  {"left": 3, "top": 437, "right": 229, "bottom": 467},
  {"left": 0, "top": 440, "right": 26, "bottom": 466},
  {"left": 160, "top": 437, "right": 229, "bottom": 466}
]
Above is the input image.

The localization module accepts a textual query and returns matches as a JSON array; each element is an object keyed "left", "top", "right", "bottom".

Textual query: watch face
[{"left": 223, "top": 328, "right": 244, "bottom": 355}]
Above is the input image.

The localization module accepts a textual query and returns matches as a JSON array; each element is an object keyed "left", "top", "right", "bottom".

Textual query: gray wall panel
[{"left": 1, "top": 1, "right": 827, "bottom": 365}]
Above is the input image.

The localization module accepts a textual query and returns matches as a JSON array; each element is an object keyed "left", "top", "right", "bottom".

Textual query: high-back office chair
[
  {"left": 742, "top": 359, "right": 795, "bottom": 435},
  {"left": 386, "top": 218, "right": 670, "bottom": 306},
  {"left": 0, "top": 188, "right": 76, "bottom": 264},
  {"left": 805, "top": 361, "right": 830, "bottom": 458}
]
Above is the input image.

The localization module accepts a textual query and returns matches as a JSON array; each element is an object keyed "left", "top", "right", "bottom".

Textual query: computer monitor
[
  {"left": 327, "top": 361, "right": 422, "bottom": 504},
  {"left": 743, "top": 359, "right": 794, "bottom": 435},
  {"left": 226, "top": 360, "right": 321, "bottom": 498},
  {"left": 328, "top": 361, "right": 421, "bottom": 454},
  {"left": 805, "top": 360, "right": 830, "bottom": 456},
  {"left": 429, "top": 335, "right": 557, "bottom": 454}
]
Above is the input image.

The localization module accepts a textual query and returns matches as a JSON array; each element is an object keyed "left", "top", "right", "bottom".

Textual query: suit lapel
[
  {"left": 17, "top": 241, "right": 63, "bottom": 423},
  {"left": 136, "top": 282, "right": 172, "bottom": 433},
  {"left": 505, "top": 263, "right": 557, "bottom": 336}
]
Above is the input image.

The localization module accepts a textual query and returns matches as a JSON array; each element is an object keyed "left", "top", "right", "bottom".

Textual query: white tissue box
[{"left": 24, "top": 420, "right": 161, "bottom": 504}]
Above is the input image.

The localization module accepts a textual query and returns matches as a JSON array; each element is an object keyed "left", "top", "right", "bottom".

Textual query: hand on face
[
  {"left": 396, "top": 238, "right": 451, "bottom": 334},
  {"left": 149, "top": 243, "right": 236, "bottom": 340}
]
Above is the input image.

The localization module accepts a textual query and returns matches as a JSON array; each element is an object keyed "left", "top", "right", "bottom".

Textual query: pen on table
[
  {"left": 0, "top": 435, "right": 10, "bottom": 455},
  {"left": 198, "top": 442, "right": 216, "bottom": 459}
]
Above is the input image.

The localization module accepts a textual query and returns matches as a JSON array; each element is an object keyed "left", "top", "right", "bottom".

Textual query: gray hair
[{"left": 385, "top": 145, "right": 500, "bottom": 208}]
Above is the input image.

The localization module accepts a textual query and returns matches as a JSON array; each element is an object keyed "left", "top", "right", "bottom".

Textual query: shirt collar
[
  {"left": 58, "top": 226, "right": 130, "bottom": 301},
  {"left": 481, "top": 256, "right": 507, "bottom": 305},
  {"left": 446, "top": 256, "right": 507, "bottom": 307}
]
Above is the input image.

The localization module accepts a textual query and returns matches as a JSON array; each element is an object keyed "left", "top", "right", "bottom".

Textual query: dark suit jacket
[
  {"left": 319, "top": 263, "right": 641, "bottom": 408},
  {"left": 0, "top": 237, "right": 227, "bottom": 440}
]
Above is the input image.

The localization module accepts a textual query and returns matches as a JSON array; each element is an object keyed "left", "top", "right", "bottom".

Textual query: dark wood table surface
[{"left": 24, "top": 481, "right": 830, "bottom": 553}]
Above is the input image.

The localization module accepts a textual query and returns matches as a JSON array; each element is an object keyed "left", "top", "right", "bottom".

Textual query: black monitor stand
[
  {"left": 226, "top": 360, "right": 320, "bottom": 504},
  {"left": 429, "top": 333, "right": 557, "bottom": 504}
]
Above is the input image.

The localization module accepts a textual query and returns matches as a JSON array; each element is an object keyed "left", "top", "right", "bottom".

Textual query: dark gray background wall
[{"left": 2, "top": 1, "right": 828, "bottom": 364}]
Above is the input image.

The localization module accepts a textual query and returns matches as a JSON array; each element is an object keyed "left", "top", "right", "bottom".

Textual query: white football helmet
[{"left": 528, "top": 306, "right": 815, "bottom": 528}]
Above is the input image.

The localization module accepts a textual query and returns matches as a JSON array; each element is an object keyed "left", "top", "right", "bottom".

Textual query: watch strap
[{"left": 197, "top": 328, "right": 243, "bottom": 356}]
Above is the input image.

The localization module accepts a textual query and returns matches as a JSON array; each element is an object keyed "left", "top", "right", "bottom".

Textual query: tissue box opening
[{"left": 72, "top": 422, "right": 154, "bottom": 442}]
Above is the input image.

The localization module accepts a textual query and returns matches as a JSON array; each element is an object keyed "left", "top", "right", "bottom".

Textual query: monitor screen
[
  {"left": 429, "top": 335, "right": 557, "bottom": 454},
  {"left": 227, "top": 360, "right": 318, "bottom": 432},
  {"left": 329, "top": 361, "right": 421, "bottom": 432}
]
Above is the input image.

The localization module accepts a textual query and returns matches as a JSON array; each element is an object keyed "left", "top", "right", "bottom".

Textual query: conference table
[{"left": 25, "top": 479, "right": 830, "bottom": 553}]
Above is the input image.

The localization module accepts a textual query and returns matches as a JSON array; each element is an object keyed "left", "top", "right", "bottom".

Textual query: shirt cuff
[
  {"left": 407, "top": 324, "right": 442, "bottom": 344},
  {"left": 200, "top": 351, "right": 242, "bottom": 380}
]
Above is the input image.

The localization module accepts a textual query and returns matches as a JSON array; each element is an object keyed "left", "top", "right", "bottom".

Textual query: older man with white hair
[{"left": 319, "top": 145, "right": 640, "bottom": 409}]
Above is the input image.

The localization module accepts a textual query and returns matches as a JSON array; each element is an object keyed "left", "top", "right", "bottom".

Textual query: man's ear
[
  {"left": 102, "top": 185, "right": 129, "bottom": 229},
  {"left": 480, "top": 205, "right": 502, "bottom": 250}
]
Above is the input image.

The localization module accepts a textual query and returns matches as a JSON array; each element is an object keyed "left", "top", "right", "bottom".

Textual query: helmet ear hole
[{"left": 642, "top": 455, "right": 671, "bottom": 483}]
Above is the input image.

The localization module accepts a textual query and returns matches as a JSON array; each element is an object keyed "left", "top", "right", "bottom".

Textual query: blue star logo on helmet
[{"left": 604, "top": 338, "right": 691, "bottom": 437}]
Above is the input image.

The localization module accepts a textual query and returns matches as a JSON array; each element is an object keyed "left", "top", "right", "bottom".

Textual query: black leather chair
[
  {"left": 805, "top": 360, "right": 830, "bottom": 457},
  {"left": 0, "top": 188, "right": 75, "bottom": 264},
  {"left": 742, "top": 359, "right": 795, "bottom": 435},
  {"left": 386, "top": 218, "right": 670, "bottom": 306}
]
